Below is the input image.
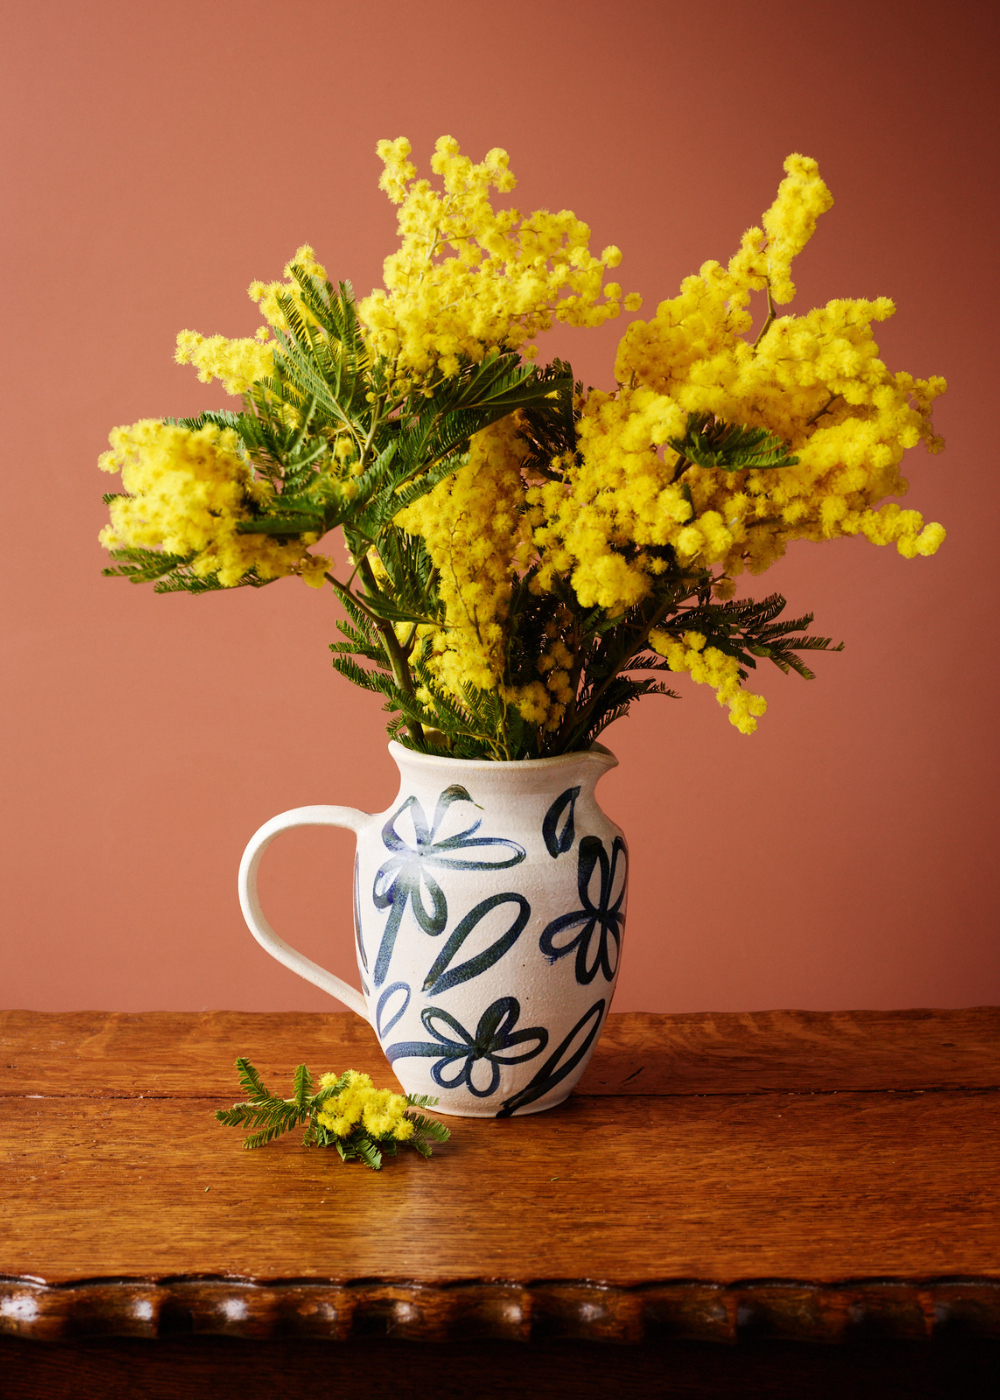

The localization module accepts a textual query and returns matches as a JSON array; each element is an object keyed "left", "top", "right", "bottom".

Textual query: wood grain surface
[
  {"left": 3, "top": 1090, "right": 999, "bottom": 1282},
  {"left": 3, "top": 1006, "right": 997, "bottom": 1097},
  {"left": 2, "top": 1009, "right": 999, "bottom": 1359}
]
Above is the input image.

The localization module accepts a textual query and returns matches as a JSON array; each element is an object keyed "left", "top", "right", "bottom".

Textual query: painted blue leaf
[
  {"left": 375, "top": 981, "right": 411, "bottom": 1040},
  {"left": 422, "top": 893, "right": 530, "bottom": 995},
  {"left": 496, "top": 999, "right": 606, "bottom": 1117},
  {"left": 542, "top": 785, "right": 580, "bottom": 858}
]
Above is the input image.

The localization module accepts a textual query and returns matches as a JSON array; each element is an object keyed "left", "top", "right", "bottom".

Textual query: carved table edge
[{"left": 2, "top": 1275, "right": 999, "bottom": 1346}]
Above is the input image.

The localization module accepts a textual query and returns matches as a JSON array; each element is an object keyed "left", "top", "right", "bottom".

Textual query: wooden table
[{"left": 1, "top": 1008, "right": 998, "bottom": 1398}]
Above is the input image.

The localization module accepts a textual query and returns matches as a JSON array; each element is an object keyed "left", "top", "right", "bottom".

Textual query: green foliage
[
  {"left": 505, "top": 357, "right": 583, "bottom": 478},
  {"left": 102, "top": 256, "right": 840, "bottom": 757},
  {"left": 101, "top": 544, "right": 196, "bottom": 586},
  {"left": 111, "top": 272, "right": 570, "bottom": 595},
  {"left": 550, "top": 589, "right": 842, "bottom": 751},
  {"left": 214, "top": 1058, "right": 450, "bottom": 1169},
  {"left": 102, "top": 549, "right": 272, "bottom": 594},
  {"left": 668, "top": 592, "right": 844, "bottom": 679},
  {"left": 668, "top": 412, "right": 800, "bottom": 473}
]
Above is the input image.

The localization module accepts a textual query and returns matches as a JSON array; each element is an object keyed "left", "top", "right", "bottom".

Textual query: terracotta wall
[{"left": 2, "top": 0, "right": 997, "bottom": 1014}]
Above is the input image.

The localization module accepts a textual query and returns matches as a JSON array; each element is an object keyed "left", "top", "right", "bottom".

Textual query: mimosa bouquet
[{"left": 99, "top": 138, "right": 945, "bottom": 760}]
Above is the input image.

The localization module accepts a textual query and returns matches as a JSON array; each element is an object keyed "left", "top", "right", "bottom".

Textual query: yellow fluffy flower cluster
[
  {"left": 396, "top": 414, "right": 531, "bottom": 691},
  {"left": 531, "top": 155, "right": 945, "bottom": 617},
  {"left": 396, "top": 155, "right": 945, "bottom": 736},
  {"left": 248, "top": 244, "right": 330, "bottom": 331},
  {"left": 98, "top": 420, "right": 330, "bottom": 587},
  {"left": 649, "top": 629, "right": 767, "bottom": 735},
  {"left": 174, "top": 328, "right": 274, "bottom": 397},
  {"left": 395, "top": 416, "right": 572, "bottom": 732},
  {"left": 315, "top": 1070, "right": 414, "bottom": 1141},
  {"left": 358, "top": 136, "right": 637, "bottom": 381},
  {"left": 173, "top": 245, "right": 331, "bottom": 396},
  {"left": 99, "top": 143, "right": 944, "bottom": 747}
]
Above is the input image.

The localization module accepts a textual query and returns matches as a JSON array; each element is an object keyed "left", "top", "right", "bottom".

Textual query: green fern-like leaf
[
  {"left": 406, "top": 1111, "right": 452, "bottom": 1145},
  {"left": 330, "top": 656, "right": 389, "bottom": 693},
  {"left": 655, "top": 593, "right": 843, "bottom": 683},
  {"left": 353, "top": 1135, "right": 383, "bottom": 1171},
  {"left": 235, "top": 1057, "right": 271, "bottom": 1103},
  {"left": 292, "top": 1062, "right": 313, "bottom": 1112},
  {"left": 102, "top": 545, "right": 194, "bottom": 583},
  {"left": 241, "top": 1121, "right": 296, "bottom": 1151},
  {"left": 669, "top": 413, "right": 799, "bottom": 473}
]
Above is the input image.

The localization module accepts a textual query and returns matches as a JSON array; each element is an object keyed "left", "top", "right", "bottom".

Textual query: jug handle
[{"left": 238, "top": 806, "right": 374, "bottom": 1024}]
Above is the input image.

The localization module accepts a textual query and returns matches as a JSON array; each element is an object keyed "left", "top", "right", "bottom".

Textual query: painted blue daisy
[
  {"left": 539, "top": 835, "right": 627, "bottom": 984},
  {"left": 386, "top": 996, "right": 548, "bottom": 1098}
]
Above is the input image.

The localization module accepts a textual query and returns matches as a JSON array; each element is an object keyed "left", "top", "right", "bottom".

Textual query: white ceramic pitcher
[{"left": 238, "top": 742, "right": 627, "bottom": 1117}]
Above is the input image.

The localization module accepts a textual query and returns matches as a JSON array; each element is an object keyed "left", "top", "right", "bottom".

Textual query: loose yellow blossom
[
  {"left": 316, "top": 1070, "right": 414, "bottom": 1141},
  {"left": 98, "top": 419, "right": 329, "bottom": 587}
]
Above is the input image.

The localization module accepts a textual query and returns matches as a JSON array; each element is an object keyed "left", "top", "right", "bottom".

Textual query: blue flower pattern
[
  {"left": 369, "top": 784, "right": 524, "bottom": 987},
  {"left": 539, "top": 835, "right": 627, "bottom": 985},
  {"left": 360, "top": 777, "right": 624, "bottom": 1114},
  {"left": 386, "top": 997, "right": 548, "bottom": 1098}
]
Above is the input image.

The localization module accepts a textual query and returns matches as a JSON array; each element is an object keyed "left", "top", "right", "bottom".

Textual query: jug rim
[{"left": 386, "top": 740, "right": 618, "bottom": 773}]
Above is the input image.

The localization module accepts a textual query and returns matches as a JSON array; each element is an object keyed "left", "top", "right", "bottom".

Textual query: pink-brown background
[{"left": 2, "top": 0, "right": 997, "bottom": 1015}]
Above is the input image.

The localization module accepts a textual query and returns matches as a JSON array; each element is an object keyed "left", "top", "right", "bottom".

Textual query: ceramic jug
[{"left": 238, "top": 742, "right": 626, "bottom": 1117}]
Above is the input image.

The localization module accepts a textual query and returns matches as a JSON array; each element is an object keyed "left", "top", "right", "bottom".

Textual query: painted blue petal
[
  {"left": 375, "top": 981, "right": 411, "bottom": 1040},
  {"left": 543, "top": 786, "right": 580, "bottom": 858},
  {"left": 423, "top": 893, "right": 530, "bottom": 995}
]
